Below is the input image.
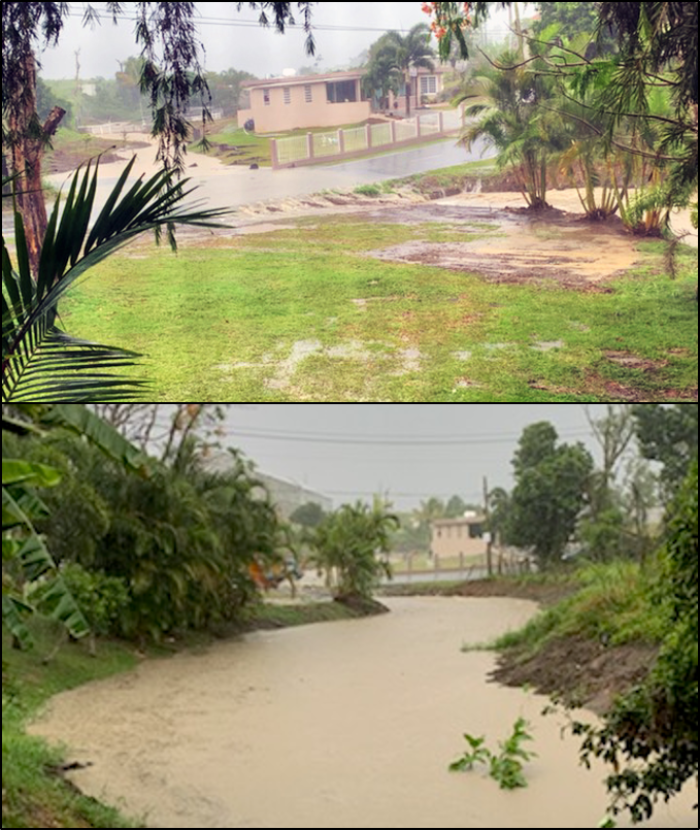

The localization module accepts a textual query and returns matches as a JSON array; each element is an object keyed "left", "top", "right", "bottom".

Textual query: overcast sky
[
  {"left": 37, "top": 1, "right": 527, "bottom": 81},
  {"left": 213, "top": 404, "right": 613, "bottom": 511}
]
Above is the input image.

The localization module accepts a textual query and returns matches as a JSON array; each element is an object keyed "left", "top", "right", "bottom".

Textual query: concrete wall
[{"left": 430, "top": 518, "right": 487, "bottom": 559}]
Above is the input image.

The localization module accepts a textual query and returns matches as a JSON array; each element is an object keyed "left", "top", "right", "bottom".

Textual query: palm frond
[{"left": 2, "top": 157, "right": 231, "bottom": 403}]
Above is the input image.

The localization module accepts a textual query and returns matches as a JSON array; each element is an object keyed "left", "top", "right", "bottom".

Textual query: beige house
[
  {"left": 430, "top": 514, "right": 487, "bottom": 560},
  {"left": 237, "top": 67, "right": 448, "bottom": 133}
]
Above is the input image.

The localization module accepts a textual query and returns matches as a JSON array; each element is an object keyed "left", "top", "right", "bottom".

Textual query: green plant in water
[
  {"left": 448, "top": 732, "right": 490, "bottom": 772},
  {"left": 449, "top": 717, "right": 536, "bottom": 790}
]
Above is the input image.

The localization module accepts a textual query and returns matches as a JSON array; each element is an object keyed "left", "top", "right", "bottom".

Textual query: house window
[
  {"left": 468, "top": 523, "right": 483, "bottom": 539},
  {"left": 304, "top": 85, "right": 313, "bottom": 103},
  {"left": 263, "top": 89, "right": 270, "bottom": 106},
  {"left": 283, "top": 88, "right": 291, "bottom": 105},
  {"left": 420, "top": 75, "right": 438, "bottom": 95},
  {"left": 327, "top": 79, "right": 357, "bottom": 104}
]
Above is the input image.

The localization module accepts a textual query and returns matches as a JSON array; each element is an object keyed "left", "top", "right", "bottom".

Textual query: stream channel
[{"left": 29, "top": 597, "right": 697, "bottom": 829}]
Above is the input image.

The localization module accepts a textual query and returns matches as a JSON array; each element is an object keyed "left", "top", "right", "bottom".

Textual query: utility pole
[{"left": 483, "top": 475, "right": 493, "bottom": 578}]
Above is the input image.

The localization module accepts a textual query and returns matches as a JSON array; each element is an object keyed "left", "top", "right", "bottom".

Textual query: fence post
[
  {"left": 390, "top": 120, "right": 397, "bottom": 145},
  {"left": 271, "top": 138, "right": 279, "bottom": 169},
  {"left": 438, "top": 111, "right": 444, "bottom": 134},
  {"left": 306, "top": 132, "right": 314, "bottom": 161},
  {"left": 337, "top": 129, "right": 345, "bottom": 155},
  {"left": 365, "top": 123, "right": 372, "bottom": 150},
  {"left": 416, "top": 115, "right": 422, "bottom": 138}
]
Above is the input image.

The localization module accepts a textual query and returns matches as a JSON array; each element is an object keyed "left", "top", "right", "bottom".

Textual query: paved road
[
  {"left": 51, "top": 134, "right": 493, "bottom": 215},
  {"left": 2, "top": 136, "right": 492, "bottom": 238}
]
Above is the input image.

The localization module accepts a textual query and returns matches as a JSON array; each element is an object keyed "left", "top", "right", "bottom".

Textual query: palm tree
[
  {"left": 2, "top": 157, "right": 229, "bottom": 402},
  {"left": 307, "top": 500, "right": 399, "bottom": 601},
  {"left": 455, "top": 49, "right": 565, "bottom": 209},
  {"left": 369, "top": 23, "right": 435, "bottom": 117}
]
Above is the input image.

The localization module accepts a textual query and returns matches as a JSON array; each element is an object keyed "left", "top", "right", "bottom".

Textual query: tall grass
[{"left": 494, "top": 560, "right": 669, "bottom": 656}]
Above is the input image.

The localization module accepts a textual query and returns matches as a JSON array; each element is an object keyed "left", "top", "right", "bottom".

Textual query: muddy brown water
[{"left": 29, "top": 598, "right": 696, "bottom": 829}]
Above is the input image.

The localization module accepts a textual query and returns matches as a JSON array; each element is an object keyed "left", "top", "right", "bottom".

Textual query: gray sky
[
  {"left": 216, "top": 404, "right": 611, "bottom": 511},
  {"left": 37, "top": 2, "right": 524, "bottom": 81}
]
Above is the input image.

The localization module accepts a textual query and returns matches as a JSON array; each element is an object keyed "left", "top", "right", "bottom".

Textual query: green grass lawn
[{"left": 59, "top": 215, "right": 698, "bottom": 402}]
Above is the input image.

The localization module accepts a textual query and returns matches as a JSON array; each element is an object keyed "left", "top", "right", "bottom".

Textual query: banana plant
[
  {"left": 3, "top": 456, "right": 89, "bottom": 648},
  {"left": 2, "top": 403, "right": 153, "bottom": 647},
  {"left": 2, "top": 157, "right": 230, "bottom": 402}
]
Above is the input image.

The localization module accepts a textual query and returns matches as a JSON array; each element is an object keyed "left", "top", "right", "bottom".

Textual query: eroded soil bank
[{"left": 29, "top": 598, "right": 696, "bottom": 829}]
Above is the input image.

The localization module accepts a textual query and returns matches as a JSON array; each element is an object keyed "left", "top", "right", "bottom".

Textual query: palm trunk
[{"left": 8, "top": 49, "right": 65, "bottom": 280}]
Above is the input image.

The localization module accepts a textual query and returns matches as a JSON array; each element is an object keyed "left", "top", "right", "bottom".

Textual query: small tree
[
  {"left": 455, "top": 48, "right": 565, "bottom": 209},
  {"left": 308, "top": 500, "right": 399, "bottom": 602},
  {"left": 289, "top": 501, "right": 327, "bottom": 528}
]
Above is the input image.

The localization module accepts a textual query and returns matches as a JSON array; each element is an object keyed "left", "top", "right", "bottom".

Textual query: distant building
[
  {"left": 202, "top": 451, "right": 332, "bottom": 519},
  {"left": 237, "top": 66, "right": 448, "bottom": 133},
  {"left": 430, "top": 513, "right": 487, "bottom": 560}
]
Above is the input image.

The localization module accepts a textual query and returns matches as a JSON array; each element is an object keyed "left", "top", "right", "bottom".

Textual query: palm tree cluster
[
  {"left": 362, "top": 23, "right": 435, "bottom": 117},
  {"left": 453, "top": 13, "right": 696, "bottom": 234},
  {"left": 306, "top": 500, "right": 399, "bottom": 602}
]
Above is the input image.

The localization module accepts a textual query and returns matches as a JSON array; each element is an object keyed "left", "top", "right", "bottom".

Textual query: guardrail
[{"left": 271, "top": 110, "right": 464, "bottom": 169}]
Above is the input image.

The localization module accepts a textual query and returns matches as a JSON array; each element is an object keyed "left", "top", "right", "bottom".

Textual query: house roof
[
  {"left": 241, "top": 65, "right": 447, "bottom": 91},
  {"left": 241, "top": 70, "right": 365, "bottom": 90},
  {"left": 431, "top": 515, "right": 485, "bottom": 527}
]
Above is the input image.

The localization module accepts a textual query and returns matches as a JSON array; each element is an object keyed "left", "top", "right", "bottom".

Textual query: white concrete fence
[
  {"left": 79, "top": 121, "right": 148, "bottom": 136},
  {"left": 271, "top": 109, "right": 464, "bottom": 169}
]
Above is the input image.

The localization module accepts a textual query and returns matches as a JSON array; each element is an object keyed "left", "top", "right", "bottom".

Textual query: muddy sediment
[{"left": 29, "top": 597, "right": 696, "bottom": 829}]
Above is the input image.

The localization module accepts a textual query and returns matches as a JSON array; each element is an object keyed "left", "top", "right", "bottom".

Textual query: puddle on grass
[
  {"left": 217, "top": 339, "right": 424, "bottom": 394},
  {"left": 362, "top": 206, "right": 640, "bottom": 290},
  {"left": 605, "top": 351, "right": 669, "bottom": 371},
  {"left": 532, "top": 340, "right": 565, "bottom": 352}
]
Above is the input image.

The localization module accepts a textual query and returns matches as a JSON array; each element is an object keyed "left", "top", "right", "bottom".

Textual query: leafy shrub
[{"left": 574, "top": 460, "right": 698, "bottom": 823}]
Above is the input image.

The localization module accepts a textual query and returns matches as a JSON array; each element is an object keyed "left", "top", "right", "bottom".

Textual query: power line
[
  {"left": 221, "top": 427, "right": 594, "bottom": 447},
  {"left": 67, "top": 9, "right": 419, "bottom": 34},
  {"left": 68, "top": 8, "right": 519, "bottom": 37}
]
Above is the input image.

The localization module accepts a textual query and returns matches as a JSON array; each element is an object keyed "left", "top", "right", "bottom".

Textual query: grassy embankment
[
  {"left": 59, "top": 194, "right": 698, "bottom": 401},
  {"left": 1, "top": 600, "right": 362, "bottom": 829}
]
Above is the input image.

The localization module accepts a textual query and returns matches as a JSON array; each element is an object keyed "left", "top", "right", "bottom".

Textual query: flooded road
[{"left": 29, "top": 598, "right": 696, "bottom": 829}]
